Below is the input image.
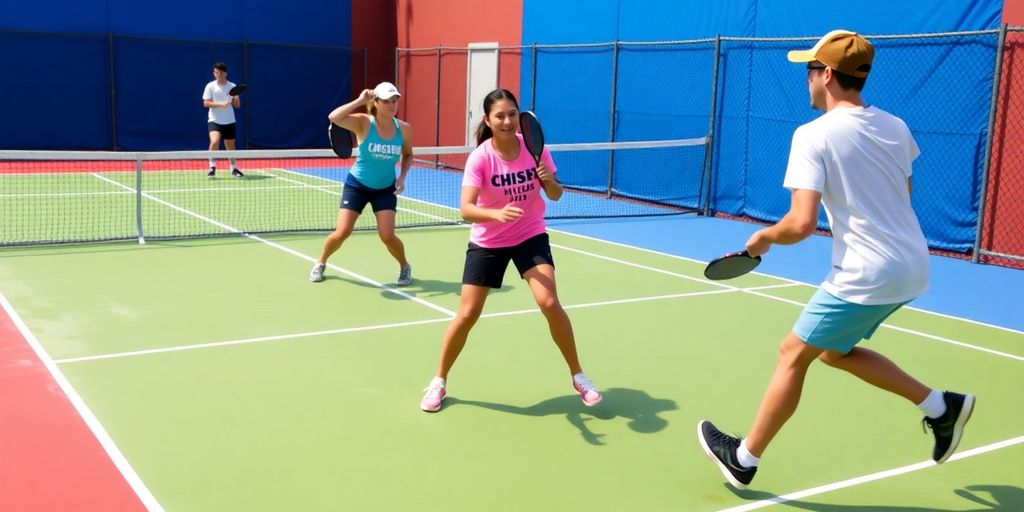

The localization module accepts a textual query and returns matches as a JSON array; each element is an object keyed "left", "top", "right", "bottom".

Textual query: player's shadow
[
  {"left": 447, "top": 387, "right": 677, "bottom": 446},
  {"left": 376, "top": 279, "right": 515, "bottom": 299},
  {"left": 728, "top": 484, "right": 1024, "bottom": 511}
]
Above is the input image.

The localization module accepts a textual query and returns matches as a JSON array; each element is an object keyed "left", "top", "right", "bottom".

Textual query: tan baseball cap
[{"left": 787, "top": 30, "right": 874, "bottom": 78}]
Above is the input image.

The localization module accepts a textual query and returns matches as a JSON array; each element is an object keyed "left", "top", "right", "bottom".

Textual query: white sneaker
[
  {"left": 573, "top": 373, "right": 602, "bottom": 406},
  {"left": 309, "top": 263, "right": 326, "bottom": 282}
]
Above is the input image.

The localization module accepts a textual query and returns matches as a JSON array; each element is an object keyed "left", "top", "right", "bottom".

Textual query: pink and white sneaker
[
  {"left": 420, "top": 378, "right": 446, "bottom": 412},
  {"left": 573, "top": 373, "right": 602, "bottom": 406}
]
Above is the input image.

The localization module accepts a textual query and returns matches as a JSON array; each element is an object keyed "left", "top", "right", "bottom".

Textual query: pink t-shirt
[{"left": 462, "top": 134, "right": 557, "bottom": 248}]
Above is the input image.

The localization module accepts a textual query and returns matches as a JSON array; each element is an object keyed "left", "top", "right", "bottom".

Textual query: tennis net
[{"left": 0, "top": 137, "right": 707, "bottom": 246}]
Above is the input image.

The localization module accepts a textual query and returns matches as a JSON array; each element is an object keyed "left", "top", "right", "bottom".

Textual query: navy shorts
[
  {"left": 462, "top": 233, "right": 554, "bottom": 288},
  {"left": 341, "top": 181, "right": 397, "bottom": 213},
  {"left": 208, "top": 122, "right": 237, "bottom": 140}
]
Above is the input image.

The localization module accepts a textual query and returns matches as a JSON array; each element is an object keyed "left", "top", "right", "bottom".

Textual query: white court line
[
  {"left": 550, "top": 231, "right": 1024, "bottom": 362},
  {"left": 551, "top": 227, "right": 1024, "bottom": 336},
  {"left": 0, "top": 291, "right": 165, "bottom": 511},
  {"left": 716, "top": 435, "right": 1024, "bottom": 512},
  {"left": 53, "top": 283, "right": 799, "bottom": 364},
  {"left": 90, "top": 173, "right": 455, "bottom": 317}
]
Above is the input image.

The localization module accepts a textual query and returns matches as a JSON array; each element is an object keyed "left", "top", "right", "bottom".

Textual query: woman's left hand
[{"left": 394, "top": 178, "right": 405, "bottom": 195}]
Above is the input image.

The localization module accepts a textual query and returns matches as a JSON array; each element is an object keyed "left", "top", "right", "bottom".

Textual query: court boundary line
[
  {"left": 52, "top": 283, "right": 799, "bottom": 365},
  {"left": 550, "top": 227, "right": 1024, "bottom": 336},
  {"left": 716, "top": 435, "right": 1024, "bottom": 512},
  {"left": 0, "top": 291, "right": 165, "bottom": 511},
  {"left": 89, "top": 173, "right": 456, "bottom": 317}
]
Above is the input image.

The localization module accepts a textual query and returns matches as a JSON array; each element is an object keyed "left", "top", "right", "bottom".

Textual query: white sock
[
  {"left": 917, "top": 389, "right": 947, "bottom": 419},
  {"left": 430, "top": 376, "right": 446, "bottom": 388},
  {"left": 737, "top": 439, "right": 760, "bottom": 468},
  {"left": 229, "top": 158, "right": 237, "bottom": 168},
  {"left": 208, "top": 158, "right": 216, "bottom": 167}
]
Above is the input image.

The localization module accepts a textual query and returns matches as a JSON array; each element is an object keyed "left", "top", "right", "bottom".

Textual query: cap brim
[{"left": 787, "top": 49, "right": 816, "bottom": 63}]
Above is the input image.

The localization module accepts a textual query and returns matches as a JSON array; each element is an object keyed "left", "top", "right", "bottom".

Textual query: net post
[
  {"left": 700, "top": 35, "right": 722, "bottom": 217},
  {"left": 135, "top": 158, "right": 145, "bottom": 245},
  {"left": 605, "top": 41, "right": 620, "bottom": 198},
  {"left": 973, "top": 25, "right": 1007, "bottom": 263}
]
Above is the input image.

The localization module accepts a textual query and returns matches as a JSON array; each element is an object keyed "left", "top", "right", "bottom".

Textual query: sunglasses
[{"left": 807, "top": 62, "right": 828, "bottom": 71}]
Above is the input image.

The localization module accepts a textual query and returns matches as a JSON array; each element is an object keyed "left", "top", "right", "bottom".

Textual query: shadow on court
[
  {"left": 446, "top": 387, "right": 677, "bottom": 446},
  {"left": 728, "top": 484, "right": 1024, "bottom": 511}
]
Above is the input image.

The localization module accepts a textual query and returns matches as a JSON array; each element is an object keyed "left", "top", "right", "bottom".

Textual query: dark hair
[
  {"left": 474, "top": 88, "right": 520, "bottom": 146},
  {"left": 833, "top": 69, "right": 866, "bottom": 92},
  {"left": 213, "top": 62, "right": 228, "bottom": 72}
]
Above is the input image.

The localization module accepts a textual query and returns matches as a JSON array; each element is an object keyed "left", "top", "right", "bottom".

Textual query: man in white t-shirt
[
  {"left": 202, "top": 62, "right": 244, "bottom": 178},
  {"left": 697, "top": 30, "right": 975, "bottom": 490}
]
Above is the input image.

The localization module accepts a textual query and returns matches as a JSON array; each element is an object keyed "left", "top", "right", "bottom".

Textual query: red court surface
[{"left": 0, "top": 300, "right": 149, "bottom": 512}]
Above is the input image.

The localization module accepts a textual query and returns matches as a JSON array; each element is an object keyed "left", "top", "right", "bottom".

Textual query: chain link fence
[
  {"left": 397, "top": 28, "right": 1024, "bottom": 268},
  {"left": 978, "top": 27, "right": 1024, "bottom": 269}
]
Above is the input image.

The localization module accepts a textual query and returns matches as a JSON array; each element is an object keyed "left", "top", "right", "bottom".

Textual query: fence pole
[
  {"left": 605, "top": 41, "right": 620, "bottom": 197},
  {"left": 435, "top": 46, "right": 442, "bottom": 164},
  {"left": 530, "top": 43, "right": 538, "bottom": 111},
  {"left": 700, "top": 36, "right": 722, "bottom": 216},
  {"left": 243, "top": 40, "right": 250, "bottom": 149},
  {"left": 108, "top": 33, "right": 118, "bottom": 150},
  {"left": 972, "top": 24, "right": 1008, "bottom": 263}
]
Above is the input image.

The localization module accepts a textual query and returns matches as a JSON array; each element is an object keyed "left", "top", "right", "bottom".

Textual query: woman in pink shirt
[{"left": 420, "top": 89, "right": 601, "bottom": 412}]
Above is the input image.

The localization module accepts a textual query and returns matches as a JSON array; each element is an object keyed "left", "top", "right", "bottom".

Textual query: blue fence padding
[
  {"left": 0, "top": 0, "right": 108, "bottom": 33},
  {"left": 113, "top": 36, "right": 244, "bottom": 151},
  {"left": 617, "top": 1, "right": 756, "bottom": 40},
  {"left": 2, "top": 0, "right": 351, "bottom": 46},
  {"left": 107, "top": 0, "right": 244, "bottom": 41},
  {"left": 753, "top": 0, "right": 1001, "bottom": 36},
  {"left": 0, "top": 31, "right": 112, "bottom": 150},
  {"left": 243, "top": 0, "right": 351, "bottom": 46},
  {"left": 523, "top": 46, "right": 614, "bottom": 146},
  {"left": 245, "top": 43, "right": 349, "bottom": 149}
]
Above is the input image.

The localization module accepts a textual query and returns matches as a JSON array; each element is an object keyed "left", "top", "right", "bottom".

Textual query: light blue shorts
[{"left": 793, "top": 288, "right": 908, "bottom": 354}]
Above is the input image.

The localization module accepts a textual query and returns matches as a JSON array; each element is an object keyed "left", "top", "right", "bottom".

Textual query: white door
[{"left": 466, "top": 42, "right": 499, "bottom": 146}]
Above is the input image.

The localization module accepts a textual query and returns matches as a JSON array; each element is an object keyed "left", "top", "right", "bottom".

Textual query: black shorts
[
  {"left": 462, "top": 233, "right": 554, "bottom": 288},
  {"left": 341, "top": 182, "right": 398, "bottom": 213},
  {"left": 208, "top": 122, "right": 237, "bottom": 140}
]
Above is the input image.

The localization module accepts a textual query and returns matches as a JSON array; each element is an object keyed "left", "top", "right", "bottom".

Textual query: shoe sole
[
  {"left": 582, "top": 395, "right": 602, "bottom": 407},
  {"left": 696, "top": 420, "right": 748, "bottom": 490},
  {"left": 936, "top": 394, "right": 975, "bottom": 464}
]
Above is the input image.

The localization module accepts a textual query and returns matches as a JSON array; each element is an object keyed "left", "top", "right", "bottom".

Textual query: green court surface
[{"left": 1, "top": 227, "right": 1021, "bottom": 511}]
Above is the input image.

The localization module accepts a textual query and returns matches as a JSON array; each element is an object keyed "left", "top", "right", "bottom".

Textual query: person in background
[
  {"left": 202, "top": 62, "right": 244, "bottom": 179},
  {"left": 309, "top": 82, "right": 414, "bottom": 286}
]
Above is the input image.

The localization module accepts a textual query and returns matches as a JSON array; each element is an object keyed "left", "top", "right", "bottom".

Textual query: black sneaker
[
  {"left": 697, "top": 420, "right": 757, "bottom": 489},
  {"left": 923, "top": 391, "right": 975, "bottom": 463},
  {"left": 231, "top": 168, "right": 245, "bottom": 178},
  {"left": 207, "top": 167, "right": 216, "bottom": 179}
]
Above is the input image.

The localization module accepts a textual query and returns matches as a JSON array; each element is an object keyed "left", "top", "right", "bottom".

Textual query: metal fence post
[
  {"left": 530, "top": 43, "right": 538, "bottom": 111},
  {"left": 108, "top": 33, "right": 118, "bottom": 150},
  {"left": 605, "top": 41, "right": 620, "bottom": 197},
  {"left": 972, "top": 25, "right": 1008, "bottom": 263},
  {"left": 700, "top": 36, "right": 722, "bottom": 216}
]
